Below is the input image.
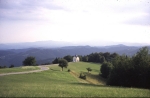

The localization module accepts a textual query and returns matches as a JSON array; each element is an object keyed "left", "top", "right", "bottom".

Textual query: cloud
[
  {"left": 0, "top": 0, "right": 64, "bottom": 10},
  {"left": 114, "top": 0, "right": 150, "bottom": 26},
  {"left": 0, "top": 0, "right": 150, "bottom": 44},
  {"left": 0, "top": 0, "right": 65, "bottom": 21},
  {"left": 123, "top": 14, "right": 150, "bottom": 26}
]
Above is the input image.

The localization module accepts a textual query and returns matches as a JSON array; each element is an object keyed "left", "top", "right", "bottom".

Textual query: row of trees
[
  {"left": 52, "top": 55, "right": 73, "bottom": 64},
  {"left": 100, "top": 47, "right": 150, "bottom": 89},
  {"left": 52, "top": 52, "right": 118, "bottom": 64},
  {"left": 0, "top": 57, "right": 36, "bottom": 68},
  {"left": 0, "top": 65, "right": 7, "bottom": 69},
  {"left": 0, "top": 56, "right": 68, "bottom": 73},
  {"left": 82, "top": 52, "right": 119, "bottom": 63},
  {"left": 0, "top": 65, "right": 14, "bottom": 69}
]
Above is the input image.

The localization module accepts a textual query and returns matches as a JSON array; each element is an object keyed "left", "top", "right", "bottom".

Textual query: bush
[
  {"left": 100, "top": 62, "right": 113, "bottom": 78},
  {"left": 68, "top": 69, "right": 71, "bottom": 72},
  {"left": 79, "top": 72, "right": 86, "bottom": 80}
]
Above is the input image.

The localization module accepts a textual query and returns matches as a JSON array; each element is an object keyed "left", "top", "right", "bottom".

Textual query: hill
[
  {"left": 0, "top": 45, "right": 149, "bottom": 67},
  {"left": 0, "top": 62, "right": 149, "bottom": 97}
]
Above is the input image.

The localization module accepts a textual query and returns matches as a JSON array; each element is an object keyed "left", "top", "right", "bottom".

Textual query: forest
[{"left": 53, "top": 47, "right": 150, "bottom": 89}]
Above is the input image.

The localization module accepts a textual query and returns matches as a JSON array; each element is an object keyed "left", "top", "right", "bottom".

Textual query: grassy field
[
  {"left": 0, "top": 66, "right": 40, "bottom": 74},
  {"left": 0, "top": 62, "right": 149, "bottom": 97}
]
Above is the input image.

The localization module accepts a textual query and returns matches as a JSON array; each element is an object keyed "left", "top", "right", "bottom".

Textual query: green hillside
[{"left": 0, "top": 62, "right": 149, "bottom": 97}]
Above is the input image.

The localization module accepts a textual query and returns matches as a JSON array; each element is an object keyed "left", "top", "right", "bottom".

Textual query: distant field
[
  {"left": 0, "top": 62, "right": 149, "bottom": 97},
  {"left": 0, "top": 66, "right": 40, "bottom": 74}
]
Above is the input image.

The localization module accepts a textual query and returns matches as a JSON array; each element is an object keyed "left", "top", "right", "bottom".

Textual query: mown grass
[
  {"left": 0, "top": 66, "right": 40, "bottom": 74},
  {"left": 0, "top": 62, "right": 149, "bottom": 97}
]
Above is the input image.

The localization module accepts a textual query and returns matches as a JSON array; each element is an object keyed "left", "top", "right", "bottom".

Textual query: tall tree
[
  {"left": 58, "top": 59, "right": 68, "bottom": 71},
  {"left": 131, "top": 47, "right": 150, "bottom": 88}
]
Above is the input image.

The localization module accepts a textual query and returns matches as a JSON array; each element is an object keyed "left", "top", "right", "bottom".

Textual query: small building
[{"left": 73, "top": 55, "right": 80, "bottom": 62}]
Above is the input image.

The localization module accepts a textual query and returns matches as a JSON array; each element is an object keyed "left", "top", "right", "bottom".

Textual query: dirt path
[{"left": 0, "top": 65, "right": 49, "bottom": 76}]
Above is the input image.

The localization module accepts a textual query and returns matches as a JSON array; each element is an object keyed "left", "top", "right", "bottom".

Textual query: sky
[{"left": 0, "top": 0, "right": 150, "bottom": 46}]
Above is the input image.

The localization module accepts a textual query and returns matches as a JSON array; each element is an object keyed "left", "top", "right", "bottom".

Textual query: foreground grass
[
  {"left": 0, "top": 62, "right": 149, "bottom": 97},
  {"left": 0, "top": 66, "right": 40, "bottom": 74}
]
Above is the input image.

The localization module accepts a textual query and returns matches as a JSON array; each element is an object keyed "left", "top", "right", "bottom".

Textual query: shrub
[
  {"left": 68, "top": 69, "right": 71, "bottom": 72},
  {"left": 79, "top": 72, "right": 86, "bottom": 80}
]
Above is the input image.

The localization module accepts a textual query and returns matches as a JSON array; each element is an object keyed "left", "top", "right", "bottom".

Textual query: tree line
[
  {"left": 0, "top": 64, "right": 14, "bottom": 69},
  {"left": 101, "top": 47, "right": 150, "bottom": 89},
  {"left": 52, "top": 52, "right": 119, "bottom": 64},
  {"left": 52, "top": 47, "right": 150, "bottom": 89}
]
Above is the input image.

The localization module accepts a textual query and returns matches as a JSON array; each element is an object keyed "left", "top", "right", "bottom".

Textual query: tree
[
  {"left": 52, "top": 57, "right": 59, "bottom": 64},
  {"left": 107, "top": 47, "right": 150, "bottom": 89},
  {"left": 82, "top": 56, "right": 88, "bottom": 62},
  {"left": 107, "top": 55, "right": 132, "bottom": 86},
  {"left": 101, "top": 62, "right": 113, "bottom": 78},
  {"left": 86, "top": 67, "right": 92, "bottom": 73},
  {"left": 100, "top": 56, "right": 106, "bottom": 63},
  {"left": 23, "top": 56, "right": 36, "bottom": 66},
  {"left": 78, "top": 55, "right": 83, "bottom": 61},
  {"left": 58, "top": 59, "right": 68, "bottom": 71},
  {"left": 63, "top": 55, "right": 73, "bottom": 62},
  {"left": 103, "top": 52, "right": 111, "bottom": 62},
  {"left": 9, "top": 64, "right": 14, "bottom": 68},
  {"left": 0, "top": 65, "right": 7, "bottom": 69},
  {"left": 131, "top": 47, "right": 150, "bottom": 88}
]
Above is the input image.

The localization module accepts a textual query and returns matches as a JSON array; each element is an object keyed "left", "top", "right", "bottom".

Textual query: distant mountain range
[
  {"left": 0, "top": 41, "right": 150, "bottom": 67},
  {"left": 0, "top": 40, "right": 149, "bottom": 50},
  {"left": 0, "top": 42, "right": 149, "bottom": 67},
  {"left": 0, "top": 40, "right": 76, "bottom": 50}
]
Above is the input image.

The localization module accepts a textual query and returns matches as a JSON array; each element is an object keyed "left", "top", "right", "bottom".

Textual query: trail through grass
[{"left": 0, "top": 66, "right": 40, "bottom": 74}]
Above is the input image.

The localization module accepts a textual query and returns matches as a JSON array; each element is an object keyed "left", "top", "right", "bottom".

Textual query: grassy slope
[
  {"left": 0, "top": 62, "right": 149, "bottom": 97},
  {"left": 0, "top": 66, "right": 40, "bottom": 74}
]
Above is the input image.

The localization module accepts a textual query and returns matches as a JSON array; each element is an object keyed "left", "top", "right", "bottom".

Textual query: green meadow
[{"left": 0, "top": 62, "right": 149, "bottom": 97}]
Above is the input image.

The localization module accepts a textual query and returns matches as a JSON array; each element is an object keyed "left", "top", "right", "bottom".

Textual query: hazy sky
[{"left": 0, "top": 0, "right": 150, "bottom": 45}]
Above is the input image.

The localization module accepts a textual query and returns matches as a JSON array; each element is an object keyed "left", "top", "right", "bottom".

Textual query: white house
[{"left": 73, "top": 55, "right": 80, "bottom": 62}]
